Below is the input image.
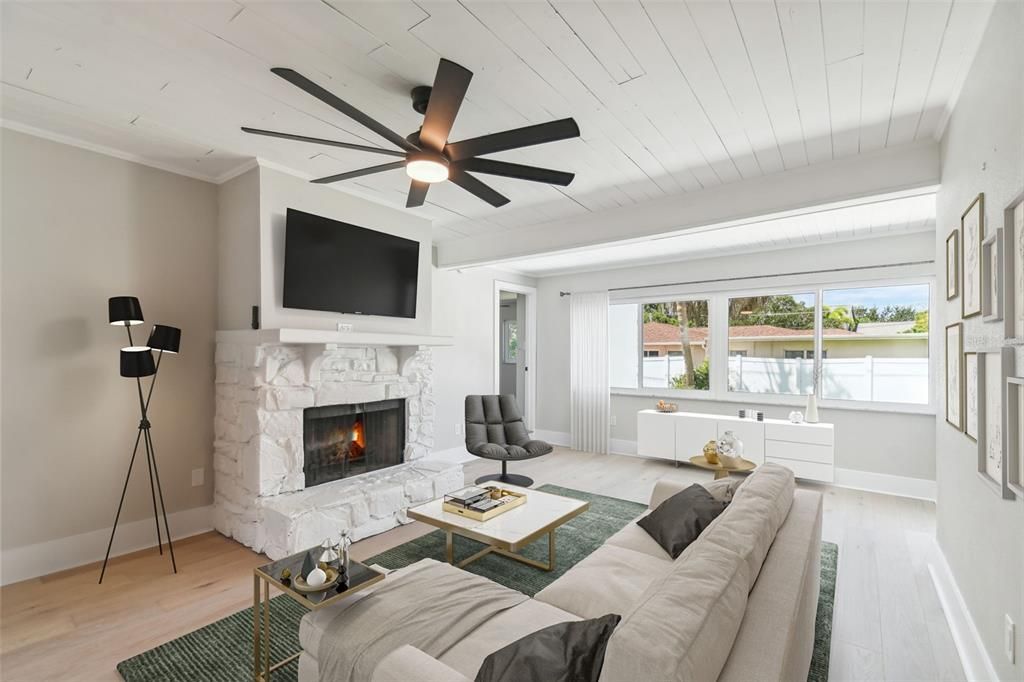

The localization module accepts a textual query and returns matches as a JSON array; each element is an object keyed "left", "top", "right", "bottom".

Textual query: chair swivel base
[{"left": 475, "top": 472, "right": 534, "bottom": 487}]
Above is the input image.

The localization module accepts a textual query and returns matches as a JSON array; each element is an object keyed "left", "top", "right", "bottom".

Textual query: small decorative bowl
[
  {"left": 655, "top": 403, "right": 678, "bottom": 413},
  {"left": 293, "top": 566, "right": 341, "bottom": 593}
]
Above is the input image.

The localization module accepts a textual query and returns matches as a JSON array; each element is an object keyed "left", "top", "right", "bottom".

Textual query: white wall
[
  {"left": 534, "top": 231, "right": 938, "bottom": 481},
  {"left": 934, "top": 1, "right": 1024, "bottom": 678},
  {"left": 431, "top": 267, "right": 537, "bottom": 454},
  {"left": 217, "top": 167, "right": 260, "bottom": 330},
  {"left": 256, "top": 166, "right": 433, "bottom": 334},
  {"left": 0, "top": 130, "right": 218, "bottom": 571}
]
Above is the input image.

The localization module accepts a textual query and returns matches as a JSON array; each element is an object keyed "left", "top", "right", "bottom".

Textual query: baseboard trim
[
  {"left": 928, "top": 547, "right": 999, "bottom": 681},
  {"left": 833, "top": 467, "right": 936, "bottom": 501},
  {"left": 0, "top": 505, "right": 214, "bottom": 586},
  {"left": 533, "top": 429, "right": 571, "bottom": 447}
]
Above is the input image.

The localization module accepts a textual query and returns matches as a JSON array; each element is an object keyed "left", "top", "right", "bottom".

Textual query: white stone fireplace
[{"left": 212, "top": 329, "right": 462, "bottom": 559}]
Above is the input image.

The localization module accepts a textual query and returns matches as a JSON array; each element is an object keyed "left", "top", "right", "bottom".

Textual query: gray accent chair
[{"left": 465, "top": 395, "right": 552, "bottom": 486}]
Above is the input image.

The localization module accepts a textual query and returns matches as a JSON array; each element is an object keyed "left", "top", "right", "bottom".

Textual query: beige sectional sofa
[{"left": 297, "top": 463, "right": 823, "bottom": 682}]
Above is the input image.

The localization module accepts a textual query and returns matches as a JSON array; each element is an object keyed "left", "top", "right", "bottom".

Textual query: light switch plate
[
  {"left": 1006, "top": 614, "right": 1016, "bottom": 663},
  {"left": 191, "top": 468, "right": 204, "bottom": 487}
]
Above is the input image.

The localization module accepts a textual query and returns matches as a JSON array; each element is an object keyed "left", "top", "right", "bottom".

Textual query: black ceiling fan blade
[
  {"left": 456, "top": 158, "right": 575, "bottom": 186},
  {"left": 445, "top": 118, "right": 580, "bottom": 161},
  {"left": 271, "top": 67, "right": 419, "bottom": 153},
  {"left": 406, "top": 180, "right": 430, "bottom": 208},
  {"left": 241, "top": 127, "right": 406, "bottom": 157},
  {"left": 449, "top": 168, "right": 510, "bottom": 207},
  {"left": 419, "top": 59, "right": 473, "bottom": 153},
  {"left": 310, "top": 161, "right": 406, "bottom": 184}
]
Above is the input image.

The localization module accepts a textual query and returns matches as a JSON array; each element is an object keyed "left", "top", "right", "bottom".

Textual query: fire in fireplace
[{"left": 303, "top": 399, "right": 405, "bottom": 487}]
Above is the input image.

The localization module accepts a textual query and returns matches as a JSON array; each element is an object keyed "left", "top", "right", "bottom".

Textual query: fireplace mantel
[{"left": 216, "top": 328, "right": 454, "bottom": 347}]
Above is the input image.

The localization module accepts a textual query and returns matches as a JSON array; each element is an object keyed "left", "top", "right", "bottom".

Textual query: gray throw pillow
[
  {"left": 637, "top": 484, "right": 728, "bottom": 559},
  {"left": 474, "top": 614, "right": 621, "bottom": 682}
]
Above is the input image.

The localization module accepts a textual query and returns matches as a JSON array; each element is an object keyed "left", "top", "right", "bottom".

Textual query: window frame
[{"left": 610, "top": 275, "right": 936, "bottom": 415}]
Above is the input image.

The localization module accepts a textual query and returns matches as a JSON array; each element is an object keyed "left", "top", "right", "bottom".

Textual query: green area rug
[{"left": 117, "top": 485, "right": 837, "bottom": 681}]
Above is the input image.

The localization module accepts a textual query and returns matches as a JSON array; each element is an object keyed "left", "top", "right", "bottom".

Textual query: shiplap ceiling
[
  {"left": 1, "top": 1, "right": 991, "bottom": 243},
  {"left": 496, "top": 191, "right": 936, "bottom": 276}
]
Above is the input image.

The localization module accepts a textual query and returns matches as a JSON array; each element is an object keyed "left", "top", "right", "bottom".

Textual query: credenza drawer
[
  {"left": 766, "top": 456, "right": 834, "bottom": 483},
  {"left": 764, "top": 422, "right": 834, "bottom": 446},
  {"left": 765, "top": 439, "right": 834, "bottom": 465}
]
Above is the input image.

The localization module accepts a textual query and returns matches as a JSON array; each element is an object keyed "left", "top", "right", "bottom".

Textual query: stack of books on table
[{"left": 442, "top": 486, "right": 527, "bottom": 521}]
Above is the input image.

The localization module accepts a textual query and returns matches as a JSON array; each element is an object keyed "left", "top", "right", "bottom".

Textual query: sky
[{"left": 823, "top": 284, "right": 930, "bottom": 311}]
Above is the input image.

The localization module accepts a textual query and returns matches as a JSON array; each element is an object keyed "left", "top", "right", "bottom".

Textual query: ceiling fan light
[{"left": 405, "top": 153, "right": 449, "bottom": 183}]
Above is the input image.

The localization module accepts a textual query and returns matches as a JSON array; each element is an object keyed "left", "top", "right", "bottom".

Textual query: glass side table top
[{"left": 255, "top": 548, "right": 385, "bottom": 609}]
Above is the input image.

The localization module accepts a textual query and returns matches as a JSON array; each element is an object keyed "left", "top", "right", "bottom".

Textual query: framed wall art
[
  {"left": 976, "top": 347, "right": 1015, "bottom": 499},
  {"left": 1006, "top": 191, "right": 1024, "bottom": 340},
  {"left": 981, "top": 228, "right": 1003, "bottom": 322},
  {"left": 945, "top": 322, "right": 963, "bottom": 430},
  {"left": 964, "top": 352, "right": 979, "bottom": 441},
  {"left": 1008, "top": 376, "right": 1024, "bottom": 497},
  {"left": 946, "top": 229, "right": 959, "bottom": 300},
  {"left": 961, "top": 193, "right": 984, "bottom": 319}
]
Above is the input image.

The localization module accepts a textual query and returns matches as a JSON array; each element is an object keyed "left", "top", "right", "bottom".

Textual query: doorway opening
[{"left": 494, "top": 281, "right": 537, "bottom": 430}]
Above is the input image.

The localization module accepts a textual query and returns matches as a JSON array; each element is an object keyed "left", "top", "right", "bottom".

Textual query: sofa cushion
[
  {"left": 602, "top": 515, "right": 670, "bottom": 559},
  {"left": 636, "top": 484, "right": 728, "bottom": 559},
  {"left": 599, "top": 463, "right": 796, "bottom": 682},
  {"left": 299, "top": 558, "right": 436, "bottom": 656},
  {"left": 439, "top": 599, "right": 581, "bottom": 677},
  {"left": 474, "top": 614, "right": 621, "bottom": 682},
  {"left": 533, "top": 544, "right": 673, "bottom": 619}
]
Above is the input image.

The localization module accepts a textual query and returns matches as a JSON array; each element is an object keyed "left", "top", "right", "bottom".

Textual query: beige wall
[
  {"left": 934, "top": 1, "right": 1024, "bottom": 678},
  {"left": 0, "top": 130, "right": 218, "bottom": 552}
]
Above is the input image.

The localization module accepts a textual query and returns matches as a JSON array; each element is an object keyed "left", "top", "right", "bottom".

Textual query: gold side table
[
  {"left": 252, "top": 551, "right": 384, "bottom": 681},
  {"left": 688, "top": 454, "right": 756, "bottom": 479}
]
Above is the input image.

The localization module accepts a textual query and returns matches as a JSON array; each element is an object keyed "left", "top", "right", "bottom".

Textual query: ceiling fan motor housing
[{"left": 411, "top": 85, "right": 432, "bottom": 115}]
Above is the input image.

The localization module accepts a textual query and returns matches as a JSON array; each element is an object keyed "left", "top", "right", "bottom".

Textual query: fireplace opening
[{"left": 303, "top": 399, "right": 405, "bottom": 487}]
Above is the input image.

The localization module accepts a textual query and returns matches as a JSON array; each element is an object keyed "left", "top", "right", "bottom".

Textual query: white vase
[{"left": 805, "top": 393, "right": 819, "bottom": 423}]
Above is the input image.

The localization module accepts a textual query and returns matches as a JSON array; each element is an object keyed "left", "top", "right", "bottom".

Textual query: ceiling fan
[{"left": 242, "top": 59, "right": 581, "bottom": 209}]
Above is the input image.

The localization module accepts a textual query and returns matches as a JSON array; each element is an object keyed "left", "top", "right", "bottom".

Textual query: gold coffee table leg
[
  {"left": 445, "top": 530, "right": 454, "bottom": 564},
  {"left": 714, "top": 469, "right": 730, "bottom": 480},
  {"left": 457, "top": 530, "right": 557, "bottom": 572},
  {"left": 253, "top": 575, "right": 261, "bottom": 682}
]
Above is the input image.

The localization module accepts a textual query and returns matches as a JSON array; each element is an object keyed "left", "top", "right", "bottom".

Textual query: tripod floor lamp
[{"left": 99, "top": 296, "right": 181, "bottom": 584}]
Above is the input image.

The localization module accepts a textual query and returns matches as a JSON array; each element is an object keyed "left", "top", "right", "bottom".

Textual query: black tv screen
[{"left": 283, "top": 208, "right": 419, "bottom": 318}]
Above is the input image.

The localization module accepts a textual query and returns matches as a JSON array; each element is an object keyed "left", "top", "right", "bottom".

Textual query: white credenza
[{"left": 636, "top": 410, "right": 835, "bottom": 483}]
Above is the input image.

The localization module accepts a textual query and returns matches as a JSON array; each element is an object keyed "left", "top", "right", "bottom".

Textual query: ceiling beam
[{"left": 435, "top": 141, "right": 940, "bottom": 269}]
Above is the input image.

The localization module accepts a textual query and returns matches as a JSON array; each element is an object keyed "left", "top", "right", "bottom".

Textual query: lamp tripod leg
[
  {"left": 144, "top": 429, "right": 164, "bottom": 555},
  {"left": 99, "top": 427, "right": 144, "bottom": 584},
  {"left": 145, "top": 426, "right": 177, "bottom": 574}
]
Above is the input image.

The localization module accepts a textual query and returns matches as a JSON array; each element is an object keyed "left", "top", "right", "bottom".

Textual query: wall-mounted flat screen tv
[{"left": 283, "top": 208, "right": 419, "bottom": 318}]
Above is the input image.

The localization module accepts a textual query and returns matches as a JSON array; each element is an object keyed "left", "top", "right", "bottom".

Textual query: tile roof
[{"left": 641, "top": 322, "right": 859, "bottom": 344}]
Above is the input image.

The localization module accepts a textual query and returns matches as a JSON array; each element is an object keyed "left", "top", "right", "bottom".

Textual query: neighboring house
[{"left": 641, "top": 322, "right": 927, "bottom": 361}]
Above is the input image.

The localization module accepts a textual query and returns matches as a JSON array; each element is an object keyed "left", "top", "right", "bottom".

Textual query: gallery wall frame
[
  {"left": 980, "top": 228, "right": 1003, "bottom": 322},
  {"left": 975, "top": 347, "right": 1015, "bottom": 500},
  {"left": 1008, "top": 376, "right": 1024, "bottom": 498},
  {"left": 945, "top": 229, "right": 959, "bottom": 300},
  {"left": 961, "top": 193, "right": 984, "bottom": 319},
  {"left": 1005, "top": 191, "right": 1024, "bottom": 341},
  {"left": 945, "top": 322, "right": 964, "bottom": 430},
  {"left": 964, "top": 352, "right": 979, "bottom": 442}
]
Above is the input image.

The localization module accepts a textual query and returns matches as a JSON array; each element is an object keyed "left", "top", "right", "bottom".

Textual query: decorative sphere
[{"left": 306, "top": 567, "right": 327, "bottom": 587}]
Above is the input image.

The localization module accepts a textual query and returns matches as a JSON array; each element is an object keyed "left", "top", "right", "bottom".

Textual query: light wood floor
[{"left": 0, "top": 449, "right": 962, "bottom": 681}]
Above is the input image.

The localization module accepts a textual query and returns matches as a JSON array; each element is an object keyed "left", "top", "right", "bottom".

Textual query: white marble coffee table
[{"left": 407, "top": 484, "right": 589, "bottom": 572}]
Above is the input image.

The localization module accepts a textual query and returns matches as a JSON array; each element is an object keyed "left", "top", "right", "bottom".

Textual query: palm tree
[{"left": 673, "top": 301, "right": 696, "bottom": 387}]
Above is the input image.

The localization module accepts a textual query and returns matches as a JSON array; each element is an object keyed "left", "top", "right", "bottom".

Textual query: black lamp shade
[
  {"left": 148, "top": 325, "right": 181, "bottom": 354},
  {"left": 120, "top": 347, "right": 156, "bottom": 378},
  {"left": 109, "top": 296, "right": 144, "bottom": 326}
]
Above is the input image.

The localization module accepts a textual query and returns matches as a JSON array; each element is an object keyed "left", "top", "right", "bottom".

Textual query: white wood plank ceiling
[
  {"left": 496, "top": 191, "right": 937, "bottom": 276},
  {"left": 0, "top": 1, "right": 991, "bottom": 243}
]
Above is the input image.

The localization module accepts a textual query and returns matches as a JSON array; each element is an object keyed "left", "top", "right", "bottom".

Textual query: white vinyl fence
[{"left": 640, "top": 355, "right": 928, "bottom": 404}]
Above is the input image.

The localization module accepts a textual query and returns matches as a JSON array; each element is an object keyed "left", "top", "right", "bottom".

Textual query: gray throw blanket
[{"left": 317, "top": 561, "right": 528, "bottom": 682}]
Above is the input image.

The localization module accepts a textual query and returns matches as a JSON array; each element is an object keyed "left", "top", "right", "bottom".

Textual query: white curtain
[{"left": 570, "top": 291, "right": 610, "bottom": 454}]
